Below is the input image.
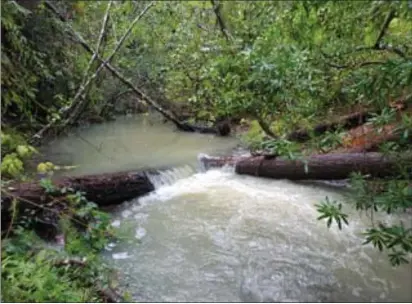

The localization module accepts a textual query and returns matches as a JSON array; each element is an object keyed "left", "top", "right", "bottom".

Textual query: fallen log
[
  {"left": 287, "top": 97, "right": 410, "bottom": 142},
  {"left": 287, "top": 111, "right": 372, "bottom": 142},
  {"left": 334, "top": 123, "right": 400, "bottom": 153},
  {"left": 4, "top": 152, "right": 410, "bottom": 215},
  {"left": 1, "top": 169, "right": 157, "bottom": 216},
  {"left": 329, "top": 107, "right": 412, "bottom": 153},
  {"left": 199, "top": 152, "right": 412, "bottom": 180}
]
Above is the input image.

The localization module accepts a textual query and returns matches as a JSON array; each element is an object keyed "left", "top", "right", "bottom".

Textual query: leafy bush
[{"left": 1, "top": 175, "right": 118, "bottom": 302}]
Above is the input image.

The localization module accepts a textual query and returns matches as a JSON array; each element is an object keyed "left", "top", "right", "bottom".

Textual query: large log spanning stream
[{"left": 3, "top": 152, "right": 410, "bottom": 213}]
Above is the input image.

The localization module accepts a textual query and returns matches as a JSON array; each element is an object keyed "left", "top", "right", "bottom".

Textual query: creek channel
[{"left": 39, "top": 114, "right": 412, "bottom": 302}]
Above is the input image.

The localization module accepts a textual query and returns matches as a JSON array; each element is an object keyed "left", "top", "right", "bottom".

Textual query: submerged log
[{"left": 199, "top": 152, "right": 412, "bottom": 180}]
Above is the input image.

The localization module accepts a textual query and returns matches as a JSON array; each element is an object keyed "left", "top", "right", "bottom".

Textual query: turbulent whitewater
[
  {"left": 105, "top": 169, "right": 411, "bottom": 302},
  {"left": 39, "top": 114, "right": 412, "bottom": 302}
]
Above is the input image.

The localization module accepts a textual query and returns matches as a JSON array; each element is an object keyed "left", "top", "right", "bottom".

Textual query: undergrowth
[{"left": 1, "top": 176, "right": 124, "bottom": 303}]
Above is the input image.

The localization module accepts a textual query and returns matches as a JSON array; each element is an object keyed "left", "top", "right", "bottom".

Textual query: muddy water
[
  {"left": 40, "top": 114, "right": 412, "bottom": 302},
  {"left": 39, "top": 114, "right": 240, "bottom": 176},
  {"left": 107, "top": 170, "right": 411, "bottom": 302}
]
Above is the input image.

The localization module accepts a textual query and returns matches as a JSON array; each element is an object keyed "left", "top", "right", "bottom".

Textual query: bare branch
[
  {"left": 32, "top": 1, "right": 155, "bottom": 142},
  {"left": 320, "top": 9, "right": 408, "bottom": 69},
  {"left": 53, "top": 258, "right": 86, "bottom": 267},
  {"left": 197, "top": 23, "right": 209, "bottom": 32},
  {"left": 256, "top": 115, "right": 277, "bottom": 139},
  {"left": 371, "top": 9, "right": 408, "bottom": 58},
  {"left": 31, "top": 1, "right": 113, "bottom": 142},
  {"left": 65, "top": 1, "right": 155, "bottom": 125},
  {"left": 64, "top": 1, "right": 113, "bottom": 127},
  {"left": 43, "top": 1, "right": 67, "bottom": 22},
  {"left": 210, "top": 0, "right": 232, "bottom": 41},
  {"left": 375, "top": 43, "right": 407, "bottom": 58},
  {"left": 374, "top": 9, "right": 396, "bottom": 49},
  {"left": 32, "top": 0, "right": 194, "bottom": 145},
  {"left": 82, "top": 1, "right": 113, "bottom": 80}
]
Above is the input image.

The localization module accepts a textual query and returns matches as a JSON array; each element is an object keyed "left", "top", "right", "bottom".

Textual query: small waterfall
[
  {"left": 197, "top": 152, "right": 238, "bottom": 172},
  {"left": 147, "top": 165, "right": 197, "bottom": 188}
]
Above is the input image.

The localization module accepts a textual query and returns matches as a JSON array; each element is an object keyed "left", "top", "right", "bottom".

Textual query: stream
[{"left": 40, "top": 114, "right": 412, "bottom": 302}]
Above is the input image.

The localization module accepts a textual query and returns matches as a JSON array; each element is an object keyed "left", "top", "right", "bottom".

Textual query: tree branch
[
  {"left": 374, "top": 9, "right": 396, "bottom": 49},
  {"left": 197, "top": 23, "right": 210, "bottom": 32},
  {"left": 325, "top": 60, "right": 386, "bottom": 70},
  {"left": 31, "top": 1, "right": 113, "bottom": 142},
  {"left": 31, "top": 1, "right": 196, "bottom": 145},
  {"left": 210, "top": 0, "right": 232, "bottom": 41},
  {"left": 65, "top": 1, "right": 155, "bottom": 125},
  {"left": 82, "top": 1, "right": 113, "bottom": 81},
  {"left": 375, "top": 43, "right": 407, "bottom": 58},
  {"left": 255, "top": 113, "right": 277, "bottom": 139},
  {"left": 32, "top": 1, "right": 155, "bottom": 142},
  {"left": 67, "top": 0, "right": 113, "bottom": 123},
  {"left": 320, "top": 9, "right": 408, "bottom": 69},
  {"left": 371, "top": 9, "right": 408, "bottom": 58}
]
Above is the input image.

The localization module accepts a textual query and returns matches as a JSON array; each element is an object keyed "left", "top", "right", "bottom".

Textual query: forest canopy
[{"left": 1, "top": 1, "right": 412, "bottom": 302}]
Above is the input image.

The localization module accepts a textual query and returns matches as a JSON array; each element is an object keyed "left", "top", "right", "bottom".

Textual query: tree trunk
[{"left": 199, "top": 152, "right": 411, "bottom": 180}]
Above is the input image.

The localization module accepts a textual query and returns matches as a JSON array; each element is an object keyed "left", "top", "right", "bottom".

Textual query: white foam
[
  {"left": 107, "top": 167, "right": 412, "bottom": 302},
  {"left": 135, "top": 227, "right": 147, "bottom": 239},
  {"left": 121, "top": 210, "right": 133, "bottom": 218},
  {"left": 147, "top": 165, "right": 197, "bottom": 188},
  {"left": 112, "top": 252, "right": 130, "bottom": 260},
  {"left": 133, "top": 213, "right": 149, "bottom": 222},
  {"left": 111, "top": 220, "right": 121, "bottom": 227}
]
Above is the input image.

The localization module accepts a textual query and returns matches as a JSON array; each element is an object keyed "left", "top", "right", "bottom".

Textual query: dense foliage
[
  {"left": 65, "top": 0, "right": 412, "bottom": 266},
  {"left": 1, "top": 175, "right": 120, "bottom": 302},
  {"left": 1, "top": 0, "right": 412, "bottom": 302}
]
